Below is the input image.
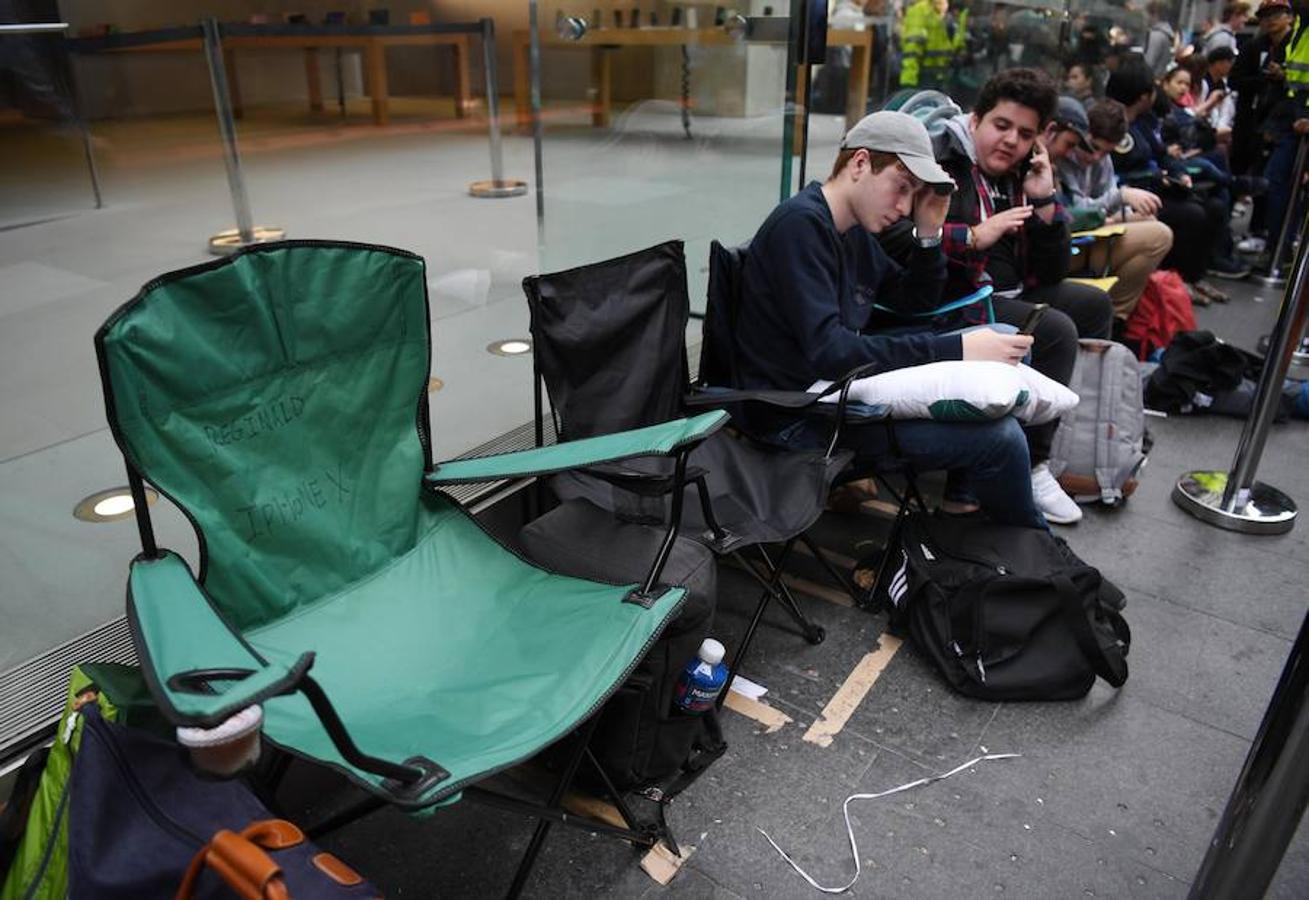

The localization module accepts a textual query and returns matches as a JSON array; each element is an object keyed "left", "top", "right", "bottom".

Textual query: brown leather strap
[{"left": 175, "top": 819, "right": 304, "bottom": 900}]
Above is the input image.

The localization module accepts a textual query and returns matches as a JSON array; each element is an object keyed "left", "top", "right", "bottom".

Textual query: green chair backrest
[{"left": 97, "top": 242, "right": 433, "bottom": 632}]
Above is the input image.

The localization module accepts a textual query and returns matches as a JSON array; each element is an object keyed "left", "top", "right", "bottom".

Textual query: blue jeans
[
  {"left": 1265, "top": 132, "right": 1306, "bottom": 255},
  {"left": 772, "top": 416, "right": 1046, "bottom": 530}
]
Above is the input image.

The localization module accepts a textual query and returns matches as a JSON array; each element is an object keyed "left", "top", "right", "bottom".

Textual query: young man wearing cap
[
  {"left": 1048, "top": 97, "right": 1174, "bottom": 322},
  {"left": 882, "top": 68, "right": 1113, "bottom": 524},
  {"left": 735, "top": 110, "right": 1044, "bottom": 529}
]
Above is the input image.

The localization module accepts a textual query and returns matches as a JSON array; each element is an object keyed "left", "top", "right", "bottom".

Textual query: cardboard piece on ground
[
  {"left": 641, "top": 840, "right": 695, "bottom": 885},
  {"left": 803, "top": 635, "right": 903, "bottom": 748},
  {"left": 781, "top": 573, "right": 854, "bottom": 608},
  {"left": 723, "top": 690, "right": 792, "bottom": 733},
  {"left": 560, "top": 790, "right": 627, "bottom": 829}
]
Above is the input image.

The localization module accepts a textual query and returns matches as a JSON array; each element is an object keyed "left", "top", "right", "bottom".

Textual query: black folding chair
[
  {"left": 701, "top": 239, "right": 931, "bottom": 613},
  {"left": 523, "top": 240, "right": 889, "bottom": 694}
]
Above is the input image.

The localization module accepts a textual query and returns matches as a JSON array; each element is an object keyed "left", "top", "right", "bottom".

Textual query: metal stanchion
[
  {"left": 527, "top": 1, "right": 546, "bottom": 238},
  {"left": 1172, "top": 205, "right": 1309, "bottom": 534},
  {"left": 468, "top": 17, "right": 527, "bottom": 198},
  {"left": 201, "top": 18, "right": 283, "bottom": 254},
  {"left": 1256, "top": 135, "right": 1308, "bottom": 287},
  {"left": 1188, "top": 611, "right": 1309, "bottom": 899}
]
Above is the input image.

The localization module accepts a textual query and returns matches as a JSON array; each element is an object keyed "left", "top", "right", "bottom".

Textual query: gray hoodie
[
  {"left": 1056, "top": 153, "right": 1125, "bottom": 219},
  {"left": 1144, "top": 22, "right": 1177, "bottom": 77}
]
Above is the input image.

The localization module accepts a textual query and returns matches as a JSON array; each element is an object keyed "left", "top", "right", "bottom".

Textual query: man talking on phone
[
  {"left": 883, "top": 68, "right": 1112, "bottom": 524},
  {"left": 735, "top": 110, "right": 1045, "bottom": 529}
]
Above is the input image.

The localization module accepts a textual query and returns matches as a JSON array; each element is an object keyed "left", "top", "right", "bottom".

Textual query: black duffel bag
[{"left": 881, "top": 513, "right": 1130, "bottom": 701}]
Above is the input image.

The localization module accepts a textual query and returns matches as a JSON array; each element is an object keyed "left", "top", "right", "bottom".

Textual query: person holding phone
[
  {"left": 1105, "top": 56, "right": 1249, "bottom": 299},
  {"left": 1048, "top": 97, "right": 1174, "bottom": 322},
  {"left": 735, "top": 110, "right": 1045, "bottom": 529},
  {"left": 881, "top": 68, "right": 1111, "bottom": 524}
]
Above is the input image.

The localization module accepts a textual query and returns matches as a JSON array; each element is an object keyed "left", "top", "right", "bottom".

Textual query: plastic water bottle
[{"left": 674, "top": 639, "right": 728, "bottom": 713}]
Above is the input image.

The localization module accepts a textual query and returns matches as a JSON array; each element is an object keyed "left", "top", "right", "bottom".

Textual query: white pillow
[{"left": 810, "top": 361, "right": 1078, "bottom": 425}]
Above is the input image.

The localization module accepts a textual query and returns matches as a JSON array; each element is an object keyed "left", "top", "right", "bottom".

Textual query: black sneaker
[{"left": 1207, "top": 257, "right": 1251, "bottom": 280}]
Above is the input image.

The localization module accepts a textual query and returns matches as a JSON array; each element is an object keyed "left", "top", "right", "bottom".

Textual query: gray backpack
[{"left": 1049, "top": 339, "right": 1149, "bottom": 506}]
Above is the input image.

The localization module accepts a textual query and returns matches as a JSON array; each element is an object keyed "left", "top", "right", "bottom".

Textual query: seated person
[
  {"left": 1156, "top": 63, "right": 1234, "bottom": 188},
  {"left": 734, "top": 110, "right": 1044, "bottom": 529},
  {"left": 1106, "top": 57, "right": 1250, "bottom": 301},
  {"left": 1064, "top": 61, "right": 1099, "bottom": 109},
  {"left": 1047, "top": 97, "right": 1174, "bottom": 323},
  {"left": 883, "top": 67, "right": 1113, "bottom": 524},
  {"left": 1198, "top": 46, "right": 1238, "bottom": 144}
]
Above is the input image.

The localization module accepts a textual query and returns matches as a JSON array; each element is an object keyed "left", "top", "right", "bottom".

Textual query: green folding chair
[{"left": 93, "top": 240, "right": 727, "bottom": 897}]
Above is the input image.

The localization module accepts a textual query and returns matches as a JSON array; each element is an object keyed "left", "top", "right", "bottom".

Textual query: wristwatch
[
  {"left": 912, "top": 226, "right": 943, "bottom": 249},
  {"left": 1029, "top": 193, "right": 1057, "bottom": 208}
]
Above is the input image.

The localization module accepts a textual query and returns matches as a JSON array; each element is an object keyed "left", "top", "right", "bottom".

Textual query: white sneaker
[
  {"left": 1237, "top": 235, "right": 1266, "bottom": 254},
  {"left": 1031, "top": 462, "right": 1083, "bottom": 525}
]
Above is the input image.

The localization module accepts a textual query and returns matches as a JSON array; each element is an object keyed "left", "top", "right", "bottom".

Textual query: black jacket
[{"left": 735, "top": 182, "right": 960, "bottom": 399}]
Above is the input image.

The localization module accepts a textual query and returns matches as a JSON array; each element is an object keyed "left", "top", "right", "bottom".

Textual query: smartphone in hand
[{"left": 1019, "top": 303, "right": 1049, "bottom": 335}]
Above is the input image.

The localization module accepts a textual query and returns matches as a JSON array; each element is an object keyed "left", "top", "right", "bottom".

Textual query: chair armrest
[
  {"left": 685, "top": 385, "right": 828, "bottom": 410},
  {"left": 873, "top": 284, "right": 994, "bottom": 320},
  {"left": 128, "top": 552, "right": 314, "bottom": 728},
  {"left": 685, "top": 386, "right": 890, "bottom": 422},
  {"left": 426, "top": 411, "right": 729, "bottom": 485}
]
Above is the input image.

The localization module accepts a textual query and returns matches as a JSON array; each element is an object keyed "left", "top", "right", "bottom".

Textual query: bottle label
[{"left": 674, "top": 663, "right": 725, "bottom": 713}]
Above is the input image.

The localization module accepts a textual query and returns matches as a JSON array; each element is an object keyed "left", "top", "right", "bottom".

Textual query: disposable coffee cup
[{"left": 176, "top": 705, "right": 263, "bottom": 776}]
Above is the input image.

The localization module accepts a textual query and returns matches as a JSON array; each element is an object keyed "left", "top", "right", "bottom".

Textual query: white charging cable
[{"left": 758, "top": 752, "right": 1022, "bottom": 894}]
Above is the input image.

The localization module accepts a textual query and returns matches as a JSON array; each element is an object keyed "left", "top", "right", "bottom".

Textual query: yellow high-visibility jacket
[
  {"left": 901, "top": 0, "right": 968, "bottom": 88},
  {"left": 1285, "top": 15, "right": 1309, "bottom": 110}
]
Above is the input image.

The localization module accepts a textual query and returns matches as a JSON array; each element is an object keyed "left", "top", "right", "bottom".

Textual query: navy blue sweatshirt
[{"left": 736, "top": 182, "right": 961, "bottom": 396}]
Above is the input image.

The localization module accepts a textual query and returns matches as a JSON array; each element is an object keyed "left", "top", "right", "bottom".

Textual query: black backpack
[
  {"left": 882, "top": 513, "right": 1130, "bottom": 701},
  {"left": 1144, "top": 330, "right": 1250, "bottom": 413}
]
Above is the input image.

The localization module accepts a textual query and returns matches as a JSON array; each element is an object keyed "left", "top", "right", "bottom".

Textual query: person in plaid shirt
[{"left": 883, "top": 68, "right": 1112, "bottom": 524}]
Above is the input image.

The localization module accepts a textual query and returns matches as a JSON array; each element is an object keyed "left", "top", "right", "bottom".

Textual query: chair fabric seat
[
  {"left": 549, "top": 431, "right": 854, "bottom": 550},
  {"left": 246, "top": 493, "right": 687, "bottom": 808}
]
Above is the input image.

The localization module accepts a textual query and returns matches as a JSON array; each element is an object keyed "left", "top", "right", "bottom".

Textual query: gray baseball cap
[
  {"left": 1054, "top": 96, "right": 1095, "bottom": 152},
  {"left": 839, "top": 110, "right": 954, "bottom": 188}
]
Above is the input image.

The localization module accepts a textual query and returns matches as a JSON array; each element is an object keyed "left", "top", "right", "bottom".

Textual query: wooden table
[
  {"left": 512, "top": 27, "right": 873, "bottom": 131},
  {"left": 71, "top": 24, "right": 476, "bottom": 127}
]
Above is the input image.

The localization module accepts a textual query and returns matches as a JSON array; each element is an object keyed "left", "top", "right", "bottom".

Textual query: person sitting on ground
[
  {"left": 1199, "top": 46, "right": 1240, "bottom": 142},
  {"left": 881, "top": 67, "right": 1112, "bottom": 524},
  {"left": 1155, "top": 63, "right": 1249, "bottom": 198},
  {"left": 1106, "top": 56, "right": 1250, "bottom": 300},
  {"left": 734, "top": 110, "right": 1044, "bottom": 529},
  {"left": 1064, "top": 61, "right": 1099, "bottom": 108},
  {"left": 1047, "top": 97, "right": 1174, "bottom": 324}
]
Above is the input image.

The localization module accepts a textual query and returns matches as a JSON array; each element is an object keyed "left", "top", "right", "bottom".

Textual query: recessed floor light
[
  {"left": 74, "top": 486, "right": 158, "bottom": 523},
  {"left": 487, "top": 339, "right": 532, "bottom": 357}
]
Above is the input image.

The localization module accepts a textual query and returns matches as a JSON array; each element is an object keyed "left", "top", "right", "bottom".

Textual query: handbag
[
  {"left": 67, "top": 705, "right": 380, "bottom": 899},
  {"left": 882, "top": 513, "right": 1130, "bottom": 701}
]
